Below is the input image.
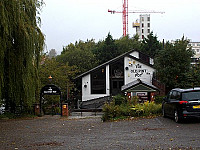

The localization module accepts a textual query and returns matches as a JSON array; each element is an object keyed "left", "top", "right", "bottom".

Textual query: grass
[{"left": 0, "top": 112, "right": 36, "bottom": 120}]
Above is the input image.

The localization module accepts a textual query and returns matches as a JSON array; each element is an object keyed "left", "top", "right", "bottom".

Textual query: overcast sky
[{"left": 41, "top": 0, "right": 200, "bottom": 54}]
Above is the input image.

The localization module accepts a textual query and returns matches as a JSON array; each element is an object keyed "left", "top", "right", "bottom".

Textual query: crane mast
[
  {"left": 122, "top": 0, "right": 128, "bottom": 36},
  {"left": 108, "top": 1, "right": 164, "bottom": 37}
]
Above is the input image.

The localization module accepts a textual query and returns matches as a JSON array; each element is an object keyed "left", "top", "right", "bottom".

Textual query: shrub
[
  {"left": 154, "top": 96, "right": 165, "bottom": 104},
  {"left": 113, "top": 94, "right": 127, "bottom": 105},
  {"left": 102, "top": 100, "right": 162, "bottom": 121}
]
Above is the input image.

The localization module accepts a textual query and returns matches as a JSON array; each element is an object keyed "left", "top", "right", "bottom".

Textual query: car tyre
[
  {"left": 174, "top": 110, "right": 181, "bottom": 123},
  {"left": 162, "top": 107, "right": 166, "bottom": 118}
]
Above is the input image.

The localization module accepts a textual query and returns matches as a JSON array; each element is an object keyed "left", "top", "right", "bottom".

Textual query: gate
[{"left": 40, "top": 84, "right": 63, "bottom": 116}]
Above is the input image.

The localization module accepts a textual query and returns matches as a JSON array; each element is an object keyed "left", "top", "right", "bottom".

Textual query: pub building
[{"left": 75, "top": 50, "right": 162, "bottom": 109}]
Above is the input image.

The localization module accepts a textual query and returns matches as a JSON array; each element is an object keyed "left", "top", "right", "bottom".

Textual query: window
[
  {"left": 182, "top": 91, "right": 200, "bottom": 101},
  {"left": 142, "top": 29, "right": 144, "bottom": 33},
  {"left": 147, "top": 17, "right": 150, "bottom": 21},
  {"left": 141, "top": 17, "right": 144, "bottom": 21},
  {"left": 170, "top": 91, "right": 176, "bottom": 99},
  {"left": 91, "top": 67, "right": 106, "bottom": 94},
  {"left": 170, "top": 91, "right": 181, "bottom": 100},
  {"left": 142, "top": 23, "right": 144, "bottom": 27},
  {"left": 142, "top": 35, "right": 144, "bottom": 39},
  {"left": 147, "top": 23, "right": 150, "bottom": 27},
  {"left": 167, "top": 91, "right": 173, "bottom": 100},
  {"left": 176, "top": 92, "right": 181, "bottom": 100},
  {"left": 147, "top": 29, "right": 150, "bottom": 33}
]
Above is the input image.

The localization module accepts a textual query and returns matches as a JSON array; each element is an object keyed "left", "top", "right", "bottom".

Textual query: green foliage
[
  {"left": 113, "top": 94, "right": 127, "bottom": 105},
  {"left": 154, "top": 96, "right": 165, "bottom": 104},
  {"left": 93, "top": 33, "right": 119, "bottom": 64},
  {"left": 57, "top": 40, "right": 98, "bottom": 74},
  {"left": 39, "top": 57, "right": 78, "bottom": 101},
  {"left": 59, "top": 33, "right": 143, "bottom": 76},
  {"left": 0, "top": 112, "right": 36, "bottom": 120},
  {"left": 141, "top": 32, "right": 162, "bottom": 57},
  {"left": 155, "top": 37, "right": 193, "bottom": 90},
  {"left": 102, "top": 100, "right": 162, "bottom": 122},
  {"left": 115, "top": 34, "right": 142, "bottom": 54},
  {"left": 0, "top": 0, "right": 45, "bottom": 113}
]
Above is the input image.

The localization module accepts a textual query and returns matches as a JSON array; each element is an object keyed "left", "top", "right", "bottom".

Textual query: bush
[
  {"left": 102, "top": 100, "right": 162, "bottom": 121},
  {"left": 113, "top": 94, "right": 127, "bottom": 105},
  {"left": 154, "top": 96, "right": 165, "bottom": 104},
  {"left": 0, "top": 112, "right": 36, "bottom": 120}
]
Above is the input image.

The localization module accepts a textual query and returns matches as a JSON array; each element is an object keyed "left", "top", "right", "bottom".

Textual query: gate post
[
  {"left": 35, "top": 104, "right": 40, "bottom": 116},
  {"left": 62, "top": 103, "right": 69, "bottom": 117}
]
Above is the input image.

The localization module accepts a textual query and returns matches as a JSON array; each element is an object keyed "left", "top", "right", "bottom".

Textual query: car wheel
[
  {"left": 162, "top": 107, "right": 166, "bottom": 118},
  {"left": 174, "top": 110, "right": 181, "bottom": 123}
]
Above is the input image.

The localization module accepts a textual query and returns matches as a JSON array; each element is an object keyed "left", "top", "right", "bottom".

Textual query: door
[{"left": 111, "top": 79, "right": 124, "bottom": 96}]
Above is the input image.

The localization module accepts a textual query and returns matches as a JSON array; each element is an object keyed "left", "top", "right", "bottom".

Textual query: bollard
[{"left": 62, "top": 103, "right": 68, "bottom": 117}]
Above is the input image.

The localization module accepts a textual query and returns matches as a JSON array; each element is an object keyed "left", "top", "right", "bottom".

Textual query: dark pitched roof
[
  {"left": 75, "top": 49, "right": 154, "bottom": 79},
  {"left": 121, "top": 79, "right": 159, "bottom": 92}
]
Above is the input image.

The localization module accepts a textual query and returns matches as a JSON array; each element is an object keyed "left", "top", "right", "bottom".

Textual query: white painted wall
[
  {"left": 124, "top": 56, "right": 155, "bottom": 85},
  {"left": 129, "top": 51, "right": 139, "bottom": 59},
  {"left": 82, "top": 65, "right": 110, "bottom": 101},
  {"left": 106, "top": 65, "right": 110, "bottom": 95}
]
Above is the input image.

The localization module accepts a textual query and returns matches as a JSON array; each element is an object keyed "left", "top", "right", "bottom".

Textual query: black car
[{"left": 162, "top": 88, "right": 200, "bottom": 123}]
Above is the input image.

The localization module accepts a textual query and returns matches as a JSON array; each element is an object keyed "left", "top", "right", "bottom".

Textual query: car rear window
[{"left": 182, "top": 91, "right": 200, "bottom": 101}]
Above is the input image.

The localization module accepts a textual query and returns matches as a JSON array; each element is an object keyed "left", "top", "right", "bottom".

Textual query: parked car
[{"left": 162, "top": 88, "right": 200, "bottom": 123}]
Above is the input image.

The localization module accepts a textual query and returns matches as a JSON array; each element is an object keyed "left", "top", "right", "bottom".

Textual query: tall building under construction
[{"left": 133, "top": 14, "right": 151, "bottom": 40}]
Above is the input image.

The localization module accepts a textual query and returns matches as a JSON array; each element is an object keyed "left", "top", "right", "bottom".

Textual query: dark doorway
[
  {"left": 110, "top": 59, "right": 124, "bottom": 96},
  {"left": 111, "top": 79, "right": 124, "bottom": 95},
  {"left": 41, "top": 95, "right": 60, "bottom": 115},
  {"left": 40, "top": 84, "right": 62, "bottom": 116}
]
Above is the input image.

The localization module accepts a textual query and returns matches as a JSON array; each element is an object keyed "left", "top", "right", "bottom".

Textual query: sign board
[
  {"left": 136, "top": 92, "right": 148, "bottom": 102},
  {"left": 40, "top": 84, "right": 61, "bottom": 95}
]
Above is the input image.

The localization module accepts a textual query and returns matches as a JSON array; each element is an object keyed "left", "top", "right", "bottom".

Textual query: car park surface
[{"left": 0, "top": 115, "right": 200, "bottom": 150}]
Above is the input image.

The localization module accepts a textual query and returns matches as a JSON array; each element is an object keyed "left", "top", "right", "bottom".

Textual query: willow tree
[{"left": 0, "top": 0, "right": 44, "bottom": 113}]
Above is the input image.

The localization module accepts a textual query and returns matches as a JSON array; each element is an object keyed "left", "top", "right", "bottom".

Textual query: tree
[
  {"left": 115, "top": 34, "right": 142, "bottom": 54},
  {"left": 141, "top": 32, "right": 162, "bottom": 57},
  {"left": 155, "top": 37, "right": 193, "bottom": 91},
  {"left": 0, "top": 0, "right": 45, "bottom": 113},
  {"left": 57, "top": 39, "right": 98, "bottom": 74},
  {"left": 39, "top": 57, "right": 78, "bottom": 101},
  {"left": 93, "top": 33, "right": 119, "bottom": 64}
]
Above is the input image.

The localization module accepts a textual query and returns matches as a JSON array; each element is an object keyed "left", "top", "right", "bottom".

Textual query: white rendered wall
[
  {"left": 124, "top": 56, "right": 155, "bottom": 85},
  {"left": 129, "top": 51, "right": 139, "bottom": 59},
  {"left": 82, "top": 65, "right": 110, "bottom": 101}
]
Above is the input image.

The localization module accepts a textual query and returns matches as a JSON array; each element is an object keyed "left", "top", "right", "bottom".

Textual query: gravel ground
[{"left": 0, "top": 114, "right": 200, "bottom": 150}]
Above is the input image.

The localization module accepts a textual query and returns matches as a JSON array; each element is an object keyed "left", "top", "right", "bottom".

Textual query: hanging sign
[{"left": 40, "top": 85, "right": 61, "bottom": 95}]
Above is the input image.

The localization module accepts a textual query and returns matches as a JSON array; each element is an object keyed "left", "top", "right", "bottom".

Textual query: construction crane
[{"left": 108, "top": 0, "right": 165, "bottom": 37}]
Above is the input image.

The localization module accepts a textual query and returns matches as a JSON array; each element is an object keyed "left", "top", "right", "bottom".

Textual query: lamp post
[{"left": 48, "top": 75, "right": 52, "bottom": 82}]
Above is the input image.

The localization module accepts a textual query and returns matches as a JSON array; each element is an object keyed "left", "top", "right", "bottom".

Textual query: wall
[
  {"left": 82, "top": 65, "right": 110, "bottom": 101},
  {"left": 129, "top": 51, "right": 139, "bottom": 59},
  {"left": 124, "top": 56, "right": 155, "bottom": 85}
]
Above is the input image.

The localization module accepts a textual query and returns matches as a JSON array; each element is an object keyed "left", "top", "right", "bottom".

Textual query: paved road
[{"left": 0, "top": 115, "right": 200, "bottom": 150}]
